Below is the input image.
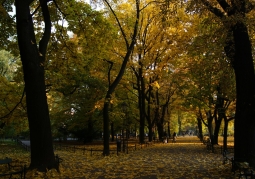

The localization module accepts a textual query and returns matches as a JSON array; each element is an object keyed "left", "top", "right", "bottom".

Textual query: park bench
[
  {"left": 231, "top": 160, "right": 255, "bottom": 179},
  {"left": 233, "top": 161, "right": 254, "bottom": 178},
  {"left": 222, "top": 150, "right": 234, "bottom": 165},
  {"left": 204, "top": 138, "right": 214, "bottom": 152},
  {"left": 0, "top": 157, "right": 26, "bottom": 179},
  {"left": 222, "top": 151, "right": 255, "bottom": 178}
]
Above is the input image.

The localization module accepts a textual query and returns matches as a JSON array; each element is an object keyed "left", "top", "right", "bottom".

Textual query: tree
[
  {"left": 101, "top": 0, "right": 140, "bottom": 155},
  {"left": 15, "top": 0, "right": 57, "bottom": 171},
  {"left": 191, "top": 0, "right": 255, "bottom": 166},
  {"left": 129, "top": 1, "right": 190, "bottom": 142},
  {"left": 42, "top": 2, "right": 114, "bottom": 143},
  {"left": 0, "top": 50, "right": 26, "bottom": 134},
  {"left": 0, "top": 0, "right": 16, "bottom": 50}
]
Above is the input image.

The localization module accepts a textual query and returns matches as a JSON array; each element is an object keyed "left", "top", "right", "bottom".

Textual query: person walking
[{"left": 172, "top": 132, "right": 177, "bottom": 143}]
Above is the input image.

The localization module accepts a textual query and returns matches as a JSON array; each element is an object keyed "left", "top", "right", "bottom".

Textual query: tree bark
[
  {"left": 232, "top": 22, "right": 255, "bottom": 166},
  {"left": 223, "top": 116, "right": 228, "bottom": 151},
  {"left": 206, "top": 111, "right": 214, "bottom": 143},
  {"left": 213, "top": 116, "right": 222, "bottom": 145},
  {"left": 103, "top": 100, "right": 110, "bottom": 155},
  {"left": 146, "top": 80, "right": 153, "bottom": 142},
  {"left": 196, "top": 117, "right": 203, "bottom": 141},
  {"left": 139, "top": 67, "right": 145, "bottom": 143},
  {"left": 177, "top": 111, "right": 182, "bottom": 136},
  {"left": 167, "top": 121, "right": 170, "bottom": 139},
  {"left": 111, "top": 122, "right": 114, "bottom": 142},
  {"left": 15, "top": 0, "right": 56, "bottom": 171}
]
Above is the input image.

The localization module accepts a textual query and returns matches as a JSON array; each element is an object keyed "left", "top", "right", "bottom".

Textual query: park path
[{"left": 53, "top": 138, "right": 236, "bottom": 179}]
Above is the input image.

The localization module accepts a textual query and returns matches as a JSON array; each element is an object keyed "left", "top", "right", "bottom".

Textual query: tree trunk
[
  {"left": 167, "top": 121, "right": 170, "bottom": 139},
  {"left": 196, "top": 117, "right": 203, "bottom": 141},
  {"left": 111, "top": 122, "right": 114, "bottom": 142},
  {"left": 213, "top": 116, "right": 222, "bottom": 145},
  {"left": 16, "top": 0, "right": 56, "bottom": 171},
  {"left": 223, "top": 116, "right": 228, "bottom": 151},
  {"left": 87, "top": 118, "right": 93, "bottom": 143},
  {"left": 138, "top": 60, "right": 145, "bottom": 143},
  {"left": 206, "top": 111, "right": 214, "bottom": 143},
  {"left": 148, "top": 123, "right": 153, "bottom": 142},
  {"left": 103, "top": 100, "right": 110, "bottom": 155},
  {"left": 147, "top": 81, "right": 153, "bottom": 142},
  {"left": 232, "top": 22, "right": 255, "bottom": 166},
  {"left": 178, "top": 111, "right": 182, "bottom": 135},
  {"left": 157, "top": 122, "right": 163, "bottom": 141}
]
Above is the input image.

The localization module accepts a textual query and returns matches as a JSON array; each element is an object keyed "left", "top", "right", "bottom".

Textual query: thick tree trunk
[
  {"left": 232, "top": 22, "right": 255, "bottom": 166},
  {"left": 16, "top": 0, "right": 56, "bottom": 171}
]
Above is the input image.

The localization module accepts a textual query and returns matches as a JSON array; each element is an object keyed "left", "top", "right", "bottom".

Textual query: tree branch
[
  {"left": 53, "top": 0, "right": 67, "bottom": 18},
  {"left": 103, "top": 0, "right": 129, "bottom": 49},
  {"left": 39, "top": 0, "right": 51, "bottom": 59},
  {"left": 199, "top": 109, "right": 208, "bottom": 127},
  {"left": 0, "top": 87, "right": 26, "bottom": 120},
  {"left": 200, "top": 0, "right": 225, "bottom": 18},
  {"left": 216, "top": 0, "right": 231, "bottom": 12},
  {"left": 104, "top": 59, "right": 113, "bottom": 88},
  {"left": 227, "top": 116, "right": 235, "bottom": 121},
  {"left": 31, "top": 5, "right": 40, "bottom": 16}
]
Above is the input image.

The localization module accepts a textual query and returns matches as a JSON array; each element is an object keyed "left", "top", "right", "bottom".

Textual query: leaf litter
[{"left": 0, "top": 139, "right": 239, "bottom": 179}]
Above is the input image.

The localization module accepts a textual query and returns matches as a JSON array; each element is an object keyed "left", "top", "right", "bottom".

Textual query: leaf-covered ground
[{"left": 0, "top": 137, "right": 239, "bottom": 179}]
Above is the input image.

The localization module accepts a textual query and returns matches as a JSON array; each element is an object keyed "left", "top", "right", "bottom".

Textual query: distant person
[
  {"left": 172, "top": 132, "right": 177, "bottom": 143},
  {"left": 163, "top": 137, "right": 167, "bottom": 144}
]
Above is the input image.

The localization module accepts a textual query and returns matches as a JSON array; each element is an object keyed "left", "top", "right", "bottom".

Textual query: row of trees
[{"left": 0, "top": 0, "right": 255, "bottom": 171}]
